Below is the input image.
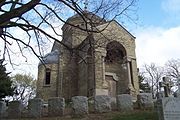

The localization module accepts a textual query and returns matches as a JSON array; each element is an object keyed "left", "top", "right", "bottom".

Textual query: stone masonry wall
[
  {"left": 59, "top": 46, "right": 79, "bottom": 100},
  {"left": 37, "top": 64, "right": 59, "bottom": 101},
  {"left": 93, "top": 21, "right": 139, "bottom": 96}
]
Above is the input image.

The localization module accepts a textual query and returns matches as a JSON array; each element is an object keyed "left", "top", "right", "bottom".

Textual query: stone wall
[
  {"left": 77, "top": 38, "right": 95, "bottom": 97},
  {"left": 0, "top": 94, "right": 142, "bottom": 119},
  {"left": 59, "top": 45, "right": 79, "bottom": 100},
  {"left": 37, "top": 64, "right": 59, "bottom": 101},
  {"left": 93, "top": 21, "right": 139, "bottom": 97}
]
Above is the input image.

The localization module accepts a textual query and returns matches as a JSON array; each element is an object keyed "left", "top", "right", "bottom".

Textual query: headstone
[
  {"left": 7, "top": 101, "right": 22, "bottom": 119},
  {"left": 111, "top": 97, "right": 117, "bottom": 110},
  {"left": 48, "top": 97, "right": 65, "bottom": 116},
  {"left": 0, "top": 101, "right": 6, "bottom": 118},
  {"left": 117, "top": 94, "right": 133, "bottom": 111},
  {"left": 157, "top": 97, "right": 180, "bottom": 120},
  {"left": 28, "top": 98, "right": 43, "bottom": 118},
  {"left": 94, "top": 95, "right": 111, "bottom": 113},
  {"left": 137, "top": 93, "right": 154, "bottom": 109},
  {"left": 176, "top": 78, "right": 180, "bottom": 98},
  {"left": 157, "top": 92, "right": 164, "bottom": 99},
  {"left": 159, "top": 77, "right": 173, "bottom": 97},
  {"left": 72, "top": 96, "right": 88, "bottom": 116}
]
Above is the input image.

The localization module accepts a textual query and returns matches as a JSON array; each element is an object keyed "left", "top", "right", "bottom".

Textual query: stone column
[
  {"left": 58, "top": 55, "right": 63, "bottom": 97},
  {"left": 126, "top": 58, "right": 133, "bottom": 90},
  {"left": 94, "top": 48, "right": 108, "bottom": 95},
  {"left": 102, "top": 50, "right": 107, "bottom": 88},
  {"left": 125, "top": 57, "right": 135, "bottom": 96}
]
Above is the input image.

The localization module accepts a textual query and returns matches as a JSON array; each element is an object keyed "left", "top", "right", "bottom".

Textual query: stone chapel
[{"left": 36, "top": 11, "right": 139, "bottom": 101}]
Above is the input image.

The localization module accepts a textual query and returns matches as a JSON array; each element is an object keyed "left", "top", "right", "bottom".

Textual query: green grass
[{"left": 111, "top": 110, "right": 158, "bottom": 120}]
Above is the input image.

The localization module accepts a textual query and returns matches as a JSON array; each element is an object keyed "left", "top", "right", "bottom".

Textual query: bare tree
[
  {"left": 165, "top": 59, "right": 180, "bottom": 79},
  {"left": 164, "top": 59, "right": 180, "bottom": 90},
  {"left": 142, "top": 63, "right": 164, "bottom": 98},
  {"left": 0, "top": 0, "right": 138, "bottom": 64},
  {"left": 11, "top": 73, "right": 36, "bottom": 105},
  {"left": 138, "top": 70, "right": 151, "bottom": 93}
]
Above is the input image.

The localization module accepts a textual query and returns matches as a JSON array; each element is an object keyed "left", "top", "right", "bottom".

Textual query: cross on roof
[{"left": 84, "top": 0, "right": 88, "bottom": 10}]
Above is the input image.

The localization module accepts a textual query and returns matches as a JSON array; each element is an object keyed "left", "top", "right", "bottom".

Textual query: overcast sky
[{"left": 1, "top": 0, "right": 180, "bottom": 78}]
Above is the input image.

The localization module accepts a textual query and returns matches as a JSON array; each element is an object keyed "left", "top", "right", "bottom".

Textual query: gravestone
[
  {"left": 48, "top": 97, "right": 65, "bottom": 116},
  {"left": 72, "top": 96, "right": 88, "bottom": 116},
  {"left": 0, "top": 101, "right": 6, "bottom": 118},
  {"left": 159, "top": 77, "right": 173, "bottom": 97},
  {"left": 157, "top": 97, "right": 180, "bottom": 120},
  {"left": 137, "top": 93, "right": 154, "bottom": 109},
  {"left": 117, "top": 94, "right": 133, "bottom": 111},
  {"left": 7, "top": 101, "right": 23, "bottom": 119},
  {"left": 28, "top": 98, "right": 43, "bottom": 118},
  {"left": 94, "top": 95, "right": 111, "bottom": 113},
  {"left": 111, "top": 97, "right": 117, "bottom": 110},
  {"left": 176, "top": 78, "right": 180, "bottom": 98}
]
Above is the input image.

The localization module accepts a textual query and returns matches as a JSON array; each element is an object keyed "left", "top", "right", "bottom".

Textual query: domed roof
[
  {"left": 67, "top": 10, "right": 102, "bottom": 21},
  {"left": 38, "top": 50, "right": 59, "bottom": 66},
  {"left": 62, "top": 10, "right": 106, "bottom": 29}
]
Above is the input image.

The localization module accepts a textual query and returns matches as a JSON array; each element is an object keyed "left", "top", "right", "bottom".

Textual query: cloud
[
  {"left": 0, "top": 23, "right": 62, "bottom": 78},
  {"left": 161, "top": 0, "right": 180, "bottom": 13},
  {"left": 135, "top": 26, "right": 180, "bottom": 67}
]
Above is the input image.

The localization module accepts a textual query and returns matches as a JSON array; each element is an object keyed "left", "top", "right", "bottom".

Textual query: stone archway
[
  {"left": 104, "top": 41, "right": 127, "bottom": 97},
  {"left": 105, "top": 41, "right": 126, "bottom": 63}
]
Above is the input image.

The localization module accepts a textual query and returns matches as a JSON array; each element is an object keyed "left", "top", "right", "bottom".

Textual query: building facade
[{"left": 36, "top": 11, "right": 139, "bottom": 101}]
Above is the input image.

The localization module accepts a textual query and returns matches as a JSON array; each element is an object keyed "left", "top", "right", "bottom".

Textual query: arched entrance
[{"left": 104, "top": 41, "right": 127, "bottom": 97}]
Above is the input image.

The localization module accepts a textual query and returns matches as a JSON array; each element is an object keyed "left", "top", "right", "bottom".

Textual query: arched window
[
  {"left": 105, "top": 41, "right": 126, "bottom": 63},
  {"left": 45, "top": 68, "right": 51, "bottom": 85}
]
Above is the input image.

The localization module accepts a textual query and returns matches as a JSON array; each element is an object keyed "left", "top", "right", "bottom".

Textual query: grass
[
  {"left": 111, "top": 110, "right": 158, "bottom": 120},
  {"left": 14, "top": 109, "right": 158, "bottom": 120}
]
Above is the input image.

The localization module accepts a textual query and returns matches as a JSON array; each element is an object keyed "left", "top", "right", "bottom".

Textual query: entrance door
[{"left": 105, "top": 75, "right": 117, "bottom": 97}]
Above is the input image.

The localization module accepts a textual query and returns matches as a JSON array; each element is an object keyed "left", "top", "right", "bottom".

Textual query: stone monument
[
  {"left": 159, "top": 77, "right": 173, "bottom": 97},
  {"left": 157, "top": 97, "right": 180, "bottom": 120}
]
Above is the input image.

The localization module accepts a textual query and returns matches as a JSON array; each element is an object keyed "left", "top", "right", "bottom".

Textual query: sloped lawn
[{"left": 111, "top": 110, "right": 158, "bottom": 120}]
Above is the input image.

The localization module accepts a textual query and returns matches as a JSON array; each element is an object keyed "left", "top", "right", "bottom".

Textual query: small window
[
  {"left": 45, "top": 69, "right": 51, "bottom": 85},
  {"left": 129, "top": 61, "right": 134, "bottom": 87}
]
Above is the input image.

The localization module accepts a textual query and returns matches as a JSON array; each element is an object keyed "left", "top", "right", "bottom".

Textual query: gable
[
  {"left": 111, "top": 20, "right": 136, "bottom": 39},
  {"left": 96, "top": 20, "right": 135, "bottom": 40},
  {"left": 51, "top": 41, "right": 61, "bottom": 52}
]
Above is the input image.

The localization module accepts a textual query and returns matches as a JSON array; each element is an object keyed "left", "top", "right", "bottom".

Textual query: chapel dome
[
  {"left": 67, "top": 10, "right": 103, "bottom": 22},
  {"left": 62, "top": 10, "right": 106, "bottom": 31},
  {"left": 38, "top": 50, "right": 59, "bottom": 66}
]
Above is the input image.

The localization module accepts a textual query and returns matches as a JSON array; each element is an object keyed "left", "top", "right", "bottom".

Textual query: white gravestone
[
  {"left": 158, "top": 97, "right": 180, "bottom": 120},
  {"left": 177, "top": 78, "right": 180, "bottom": 98}
]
